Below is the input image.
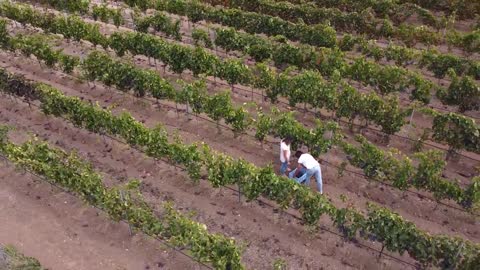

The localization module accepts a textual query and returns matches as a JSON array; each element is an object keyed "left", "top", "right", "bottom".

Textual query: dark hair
[
  {"left": 283, "top": 137, "right": 293, "bottom": 144},
  {"left": 295, "top": 150, "right": 303, "bottom": 158}
]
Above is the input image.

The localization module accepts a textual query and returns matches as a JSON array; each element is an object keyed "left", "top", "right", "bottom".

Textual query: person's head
[
  {"left": 283, "top": 137, "right": 292, "bottom": 145},
  {"left": 295, "top": 150, "right": 303, "bottom": 159}
]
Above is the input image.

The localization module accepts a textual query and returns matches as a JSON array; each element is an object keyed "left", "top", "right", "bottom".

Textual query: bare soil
[{"left": 0, "top": 162, "right": 202, "bottom": 270}]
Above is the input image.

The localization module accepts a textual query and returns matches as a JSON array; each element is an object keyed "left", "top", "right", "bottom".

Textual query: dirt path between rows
[{"left": 0, "top": 162, "right": 203, "bottom": 270}]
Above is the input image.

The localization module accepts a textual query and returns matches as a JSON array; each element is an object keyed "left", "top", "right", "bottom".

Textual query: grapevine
[
  {"left": 0, "top": 127, "right": 244, "bottom": 269},
  {"left": 1, "top": 72, "right": 479, "bottom": 268}
]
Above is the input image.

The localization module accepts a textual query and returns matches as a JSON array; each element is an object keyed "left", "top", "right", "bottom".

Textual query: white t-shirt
[
  {"left": 280, "top": 140, "right": 291, "bottom": 163},
  {"left": 298, "top": 154, "right": 319, "bottom": 170}
]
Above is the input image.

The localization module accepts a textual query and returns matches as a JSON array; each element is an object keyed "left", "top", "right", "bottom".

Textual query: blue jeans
[
  {"left": 289, "top": 166, "right": 323, "bottom": 194},
  {"left": 288, "top": 168, "right": 307, "bottom": 183},
  {"left": 280, "top": 161, "right": 288, "bottom": 175}
]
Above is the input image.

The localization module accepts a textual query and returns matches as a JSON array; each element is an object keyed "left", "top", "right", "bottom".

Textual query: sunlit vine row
[
  {"left": 1, "top": 17, "right": 478, "bottom": 209},
  {"left": 0, "top": 69, "right": 479, "bottom": 269},
  {"left": 0, "top": 125, "right": 244, "bottom": 270}
]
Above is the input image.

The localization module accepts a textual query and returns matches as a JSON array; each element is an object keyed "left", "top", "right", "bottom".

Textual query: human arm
[{"left": 282, "top": 149, "right": 289, "bottom": 164}]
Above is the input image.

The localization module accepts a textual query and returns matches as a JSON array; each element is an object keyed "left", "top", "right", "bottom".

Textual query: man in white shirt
[
  {"left": 279, "top": 137, "right": 292, "bottom": 175},
  {"left": 292, "top": 150, "right": 323, "bottom": 194}
]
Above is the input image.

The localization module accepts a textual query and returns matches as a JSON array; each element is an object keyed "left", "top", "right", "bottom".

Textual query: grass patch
[{"left": 0, "top": 245, "right": 44, "bottom": 270}]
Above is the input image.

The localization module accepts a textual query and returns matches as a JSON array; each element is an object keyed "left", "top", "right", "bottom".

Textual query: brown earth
[{"left": 0, "top": 162, "right": 203, "bottom": 270}]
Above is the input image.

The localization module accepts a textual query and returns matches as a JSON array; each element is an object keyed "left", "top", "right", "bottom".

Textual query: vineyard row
[
  {"left": 0, "top": 126, "right": 244, "bottom": 270},
  {"left": 1, "top": 3, "right": 479, "bottom": 154},
  {"left": 271, "top": 0, "right": 480, "bottom": 21},
  {"left": 131, "top": 0, "right": 480, "bottom": 53},
  {"left": 1, "top": 18, "right": 479, "bottom": 211},
  {"left": 135, "top": 10, "right": 479, "bottom": 109},
  {"left": 10, "top": 1, "right": 480, "bottom": 117},
  {"left": 200, "top": 0, "right": 478, "bottom": 50},
  {"left": 0, "top": 68, "right": 479, "bottom": 269},
  {"left": 29, "top": 0, "right": 480, "bottom": 83},
  {"left": 30, "top": 1, "right": 480, "bottom": 84}
]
